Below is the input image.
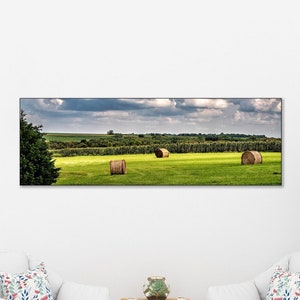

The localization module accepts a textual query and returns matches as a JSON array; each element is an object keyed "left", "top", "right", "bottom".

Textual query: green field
[
  {"left": 53, "top": 152, "right": 282, "bottom": 186},
  {"left": 45, "top": 133, "right": 106, "bottom": 142}
]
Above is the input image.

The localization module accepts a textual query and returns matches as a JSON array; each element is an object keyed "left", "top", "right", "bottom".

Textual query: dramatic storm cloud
[{"left": 20, "top": 98, "right": 282, "bottom": 137}]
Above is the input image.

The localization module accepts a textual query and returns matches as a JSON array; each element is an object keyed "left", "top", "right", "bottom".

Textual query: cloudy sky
[{"left": 20, "top": 98, "right": 282, "bottom": 137}]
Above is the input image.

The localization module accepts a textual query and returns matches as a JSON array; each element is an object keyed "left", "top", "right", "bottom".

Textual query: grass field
[
  {"left": 53, "top": 152, "right": 282, "bottom": 186},
  {"left": 45, "top": 133, "right": 106, "bottom": 142}
]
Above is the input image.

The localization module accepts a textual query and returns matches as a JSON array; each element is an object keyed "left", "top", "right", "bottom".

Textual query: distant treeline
[{"left": 46, "top": 132, "right": 281, "bottom": 157}]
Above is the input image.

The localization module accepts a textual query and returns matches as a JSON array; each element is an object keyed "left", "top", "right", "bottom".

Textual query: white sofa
[
  {"left": 206, "top": 251, "right": 300, "bottom": 300},
  {"left": 0, "top": 250, "right": 110, "bottom": 300}
]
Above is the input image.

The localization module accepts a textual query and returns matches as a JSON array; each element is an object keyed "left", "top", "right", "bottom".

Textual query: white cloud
[
  {"left": 37, "top": 98, "right": 64, "bottom": 110},
  {"left": 180, "top": 98, "right": 229, "bottom": 109},
  {"left": 141, "top": 98, "right": 176, "bottom": 108},
  {"left": 252, "top": 98, "right": 281, "bottom": 112},
  {"left": 188, "top": 108, "right": 224, "bottom": 119},
  {"left": 165, "top": 117, "right": 179, "bottom": 124},
  {"left": 199, "top": 108, "right": 224, "bottom": 117},
  {"left": 234, "top": 110, "right": 280, "bottom": 124},
  {"left": 92, "top": 111, "right": 130, "bottom": 118},
  {"left": 234, "top": 111, "right": 242, "bottom": 121},
  {"left": 119, "top": 98, "right": 176, "bottom": 108}
]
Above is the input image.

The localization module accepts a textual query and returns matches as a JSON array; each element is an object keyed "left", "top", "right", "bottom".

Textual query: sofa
[
  {"left": 0, "top": 250, "right": 110, "bottom": 300},
  {"left": 206, "top": 251, "right": 300, "bottom": 300}
]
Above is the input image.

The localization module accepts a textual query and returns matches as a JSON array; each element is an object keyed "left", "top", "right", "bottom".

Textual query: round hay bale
[
  {"left": 154, "top": 148, "right": 170, "bottom": 158},
  {"left": 241, "top": 151, "right": 262, "bottom": 165},
  {"left": 110, "top": 160, "right": 126, "bottom": 175}
]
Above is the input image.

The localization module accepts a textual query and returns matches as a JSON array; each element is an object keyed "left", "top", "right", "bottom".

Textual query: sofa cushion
[
  {"left": 46, "top": 269, "right": 63, "bottom": 300},
  {"left": 0, "top": 262, "right": 54, "bottom": 300},
  {"left": 289, "top": 252, "right": 300, "bottom": 273},
  {"left": 56, "top": 282, "right": 109, "bottom": 300},
  {"left": 266, "top": 265, "right": 300, "bottom": 300},
  {"left": 206, "top": 280, "right": 261, "bottom": 300},
  {"left": 0, "top": 251, "right": 29, "bottom": 274}
]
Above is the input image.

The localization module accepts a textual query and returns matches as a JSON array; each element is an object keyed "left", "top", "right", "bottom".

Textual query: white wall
[{"left": 1, "top": 1, "right": 300, "bottom": 300}]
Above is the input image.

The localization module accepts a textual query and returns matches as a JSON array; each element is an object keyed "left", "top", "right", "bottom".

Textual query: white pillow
[
  {"left": 56, "top": 282, "right": 109, "bottom": 300},
  {"left": 289, "top": 252, "right": 300, "bottom": 273},
  {"left": 206, "top": 280, "right": 261, "bottom": 300}
]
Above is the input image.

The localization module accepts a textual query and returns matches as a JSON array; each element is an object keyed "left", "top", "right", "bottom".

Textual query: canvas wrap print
[{"left": 19, "top": 98, "right": 282, "bottom": 186}]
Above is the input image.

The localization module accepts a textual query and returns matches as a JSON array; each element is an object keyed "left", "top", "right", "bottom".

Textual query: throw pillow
[
  {"left": 266, "top": 265, "right": 300, "bottom": 300},
  {"left": 0, "top": 262, "right": 53, "bottom": 300}
]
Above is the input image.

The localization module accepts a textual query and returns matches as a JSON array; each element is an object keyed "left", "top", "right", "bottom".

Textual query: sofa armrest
[
  {"left": 56, "top": 281, "right": 109, "bottom": 300},
  {"left": 206, "top": 280, "right": 261, "bottom": 300}
]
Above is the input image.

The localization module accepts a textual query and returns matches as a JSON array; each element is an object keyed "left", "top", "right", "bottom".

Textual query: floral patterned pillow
[
  {"left": 266, "top": 265, "right": 300, "bottom": 300},
  {"left": 0, "top": 262, "right": 53, "bottom": 300}
]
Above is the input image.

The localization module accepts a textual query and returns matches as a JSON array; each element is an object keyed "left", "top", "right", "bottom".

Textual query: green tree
[{"left": 20, "top": 110, "right": 60, "bottom": 185}]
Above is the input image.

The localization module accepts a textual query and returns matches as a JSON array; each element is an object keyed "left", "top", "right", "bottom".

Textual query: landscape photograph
[{"left": 19, "top": 98, "right": 282, "bottom": 186}]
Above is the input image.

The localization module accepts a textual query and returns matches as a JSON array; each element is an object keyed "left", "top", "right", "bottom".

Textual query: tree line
[
  {"left": 47, "top": 132, "right": 279, "bottom": 150},
  {"left": 50, "top": 139, "right": 281, "bottom": 157}
]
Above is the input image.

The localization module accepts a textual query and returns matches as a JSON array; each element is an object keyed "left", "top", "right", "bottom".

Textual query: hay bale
[
  {"left": 155, "top": 148, "right": 170, "bottom": 158},
  {"left": 241, "top": 151, "right": 262, "bottom": 165},
  {"left": 110, "top": 160, "right": 126, "bottom": 175}
]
